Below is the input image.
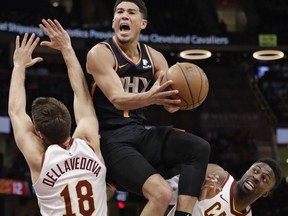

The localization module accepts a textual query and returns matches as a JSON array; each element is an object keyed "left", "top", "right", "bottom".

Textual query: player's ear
[
  {"left": 38, "top": 131, "right": 44, "bottom": 139},
  {"left": 34, "top": 126, "right": 41, "bottom": 137},
  {"left": 35, "top": 127, "right": 44, "bottom": 140},
  {"left": 262, "top": 191, "right": 271, "bottom": 198},
  {"left": 141, "top": 19, "right": 147, "bottom": 30},
  {"left": 112, "top": 19, "right": 115, "bottom": 29}
]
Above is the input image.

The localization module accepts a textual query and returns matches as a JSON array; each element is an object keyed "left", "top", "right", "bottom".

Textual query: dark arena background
[{"left": 0, "top": 0, "right": 288, "bottom": 215}]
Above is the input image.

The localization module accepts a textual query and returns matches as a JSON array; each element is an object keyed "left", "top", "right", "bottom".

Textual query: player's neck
[
  {"left": 121, "top": 44, "right": 140, "bottom": 62},
  {"left": 61, "top": 137, "right": 73, "bottom": 150},
  {"left": 233, "top": 185, "right": 251, "bottom": 214},
  {"left": 114, "top": 36, "right": 139, "bottom": 57}
]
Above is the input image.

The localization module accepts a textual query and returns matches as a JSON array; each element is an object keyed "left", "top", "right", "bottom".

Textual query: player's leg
[
  {"left": 108, "top": 155, "right": 172, "bottom": 216},
  {"left": 141, "top": 173, "right": 172, "bottom": 216},
  {"left": 162, "top": 130, "right": 211, "bottom": 215}
]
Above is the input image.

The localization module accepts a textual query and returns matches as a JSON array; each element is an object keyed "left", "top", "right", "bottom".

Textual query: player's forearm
[
  {"left": 111, "top": 91, "right": 153, "bottom": 110},
  {"left": 61, "top": 47, "right": 89, "bottom": 97},
  {"left": 8, "top": 66, "right": 27, "bottom": 117},
  {"left": 61, "top": 46, "right": 93, "bottom": 123}
]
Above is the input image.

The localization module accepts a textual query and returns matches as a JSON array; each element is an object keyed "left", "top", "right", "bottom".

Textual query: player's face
[
  {"left": 237, "top": 163, "right": 276, "bottom": 199},
  {"left": 112, "top": 2, "right": 147, "bottom": 43}
]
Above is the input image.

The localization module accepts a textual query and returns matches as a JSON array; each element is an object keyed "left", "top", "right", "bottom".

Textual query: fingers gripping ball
[{"left": 165, "top": 62, "right": 209, "bottom": 110}]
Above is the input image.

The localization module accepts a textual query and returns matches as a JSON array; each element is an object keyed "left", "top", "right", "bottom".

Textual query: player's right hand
[{"left": 13, "top": 33, "right": 43, "bottom": 69}]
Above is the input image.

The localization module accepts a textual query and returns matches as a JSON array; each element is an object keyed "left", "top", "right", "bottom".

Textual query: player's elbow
[
  {"left": 107, "top": 91, "right": 127, "bottom": 110},
  {"left": 8, "top": 107, "right": 19, "bottom": 124},
  {"left": 110, "top": 98, "right": 126, "bottom": 110},
  {"left": 8, "top": 103, "right": 17, "bottom": 117}
]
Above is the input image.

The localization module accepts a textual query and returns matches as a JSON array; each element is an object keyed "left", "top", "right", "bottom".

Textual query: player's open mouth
[
  {"left": 243, "top": 179, "right": 256, "bottom": 191},
  {"left": 120, "top": 23, "right": 130, "bottom": 32}
]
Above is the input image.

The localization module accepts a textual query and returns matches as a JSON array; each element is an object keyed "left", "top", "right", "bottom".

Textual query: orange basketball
[{"left": 164, "top": 62, "right": 209, "bottom": 110}]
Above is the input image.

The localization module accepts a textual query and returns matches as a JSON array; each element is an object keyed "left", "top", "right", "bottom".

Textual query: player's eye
[
  {"left": 116, "top": 9, "right": 124, "bottom": 14},
  {"left": 253, "top": 168, "right": 260, "bottom": 174},
  {"left": 262, "top": 175, "right": 269, "bottom": 183}
]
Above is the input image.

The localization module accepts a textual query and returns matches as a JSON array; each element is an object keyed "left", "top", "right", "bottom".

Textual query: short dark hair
[
  {"left": 113, "top": 0, "right": 148, "bottom": 19},
  {"left": 31, "top": 97, "right": 71, "bottom": 144},
  {"left": 255, "top": 158, "right": 282, "bottom": 193}
]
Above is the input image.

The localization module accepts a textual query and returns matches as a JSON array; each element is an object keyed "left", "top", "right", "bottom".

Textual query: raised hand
[
  {"left": 199, "top": 174, "right": 222, "bottom": 201},
  {"left": 39, "top": 19, "right": 71, "bottom": 51},
  {"left": 13, "top": 33, "right": 43, "bottom": 68}
]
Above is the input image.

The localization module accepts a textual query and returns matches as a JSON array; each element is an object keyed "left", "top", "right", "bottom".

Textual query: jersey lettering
[
  {"left": 60, "top": 180, "right": 95, "bottom": 216},
  {"left": 43, "top": 157, "right": 102, "bottom": 187},
  {"left": 121, "top": 77, "right": 150, "bottom": 93},
  {"left": 204, "top": 202, "right": 226, "bottom": 216}
]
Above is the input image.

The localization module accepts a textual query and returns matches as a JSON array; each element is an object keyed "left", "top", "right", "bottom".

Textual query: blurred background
[{"left": 0, "top": 0, "right": 287, "bottom": 215}]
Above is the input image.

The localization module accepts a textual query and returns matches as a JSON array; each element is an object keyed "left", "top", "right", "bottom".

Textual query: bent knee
[
  {"left": 143, "top": 175, "right": 173, "bottom": 205},
  {"left": 200, "top": 139, "right": 211, "bottom": 154},
  {"left": 194, "top": 137, "right": 210, "bottom": 156}
]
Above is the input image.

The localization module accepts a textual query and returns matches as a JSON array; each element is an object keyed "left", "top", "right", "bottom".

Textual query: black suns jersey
[{"left": 91, "top": 36, "right": 156, "bottom": 132}]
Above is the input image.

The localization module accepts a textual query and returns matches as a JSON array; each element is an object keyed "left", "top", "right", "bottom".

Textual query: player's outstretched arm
[
  {"left": 39, "top": 19, "right": 99, "bottom": 147},
  {"left": 8, "top": 33, "right": 44, "bottom": 172}
]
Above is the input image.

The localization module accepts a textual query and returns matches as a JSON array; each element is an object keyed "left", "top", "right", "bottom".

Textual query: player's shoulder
[
  {"left": 72, "top": 137, "right": 94, "bottom": 150},
  {"left": 87, "top": 42, "right": 109, "bottom": 55},
  {"left": 73, "top": 137, "right": 103, "bottom": 162},
  {"left": 146, "top": 45, "right": 162, "bottom": 56},
  {"left": 86, "top": 42, "right": 114, "bottom": 67},
  {"left": 146, "top": 46, "right": 168, "bottom": 70}
]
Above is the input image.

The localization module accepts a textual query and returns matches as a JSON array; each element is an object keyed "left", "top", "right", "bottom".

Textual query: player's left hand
[
  {"left": 148, "top": 71, "right": 181, "bottom": 107},
  {"left": 199, "top": 174, "right": 222, "bottom": 201}
]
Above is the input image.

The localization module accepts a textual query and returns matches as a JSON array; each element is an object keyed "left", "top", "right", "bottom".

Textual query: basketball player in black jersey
[{"left": 86, "top": 1, "right": 210, "bottom": 215}]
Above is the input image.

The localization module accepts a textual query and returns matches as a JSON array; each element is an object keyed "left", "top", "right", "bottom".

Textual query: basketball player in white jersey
[
  {"left": 8, "top": 19, "right": 107, "bottom": 215},
  {"left": 167, "top": 159, "right": 282, "bottom": 216}
]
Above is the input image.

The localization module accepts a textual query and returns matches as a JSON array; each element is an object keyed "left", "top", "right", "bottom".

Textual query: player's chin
[
  {"left": 240, "top": 184, "right": 255, "bottom": 196},
  {"left": 118, "top": 31, "right": 131, "bottom": 39}
]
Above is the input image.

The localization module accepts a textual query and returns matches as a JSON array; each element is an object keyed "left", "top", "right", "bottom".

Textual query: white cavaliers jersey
[
  {"left": 33, "top": 138, "right": 107, "bottom": 216},
  {"left": 167, "top": 174, "right": 252, "bottom": 216}
]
